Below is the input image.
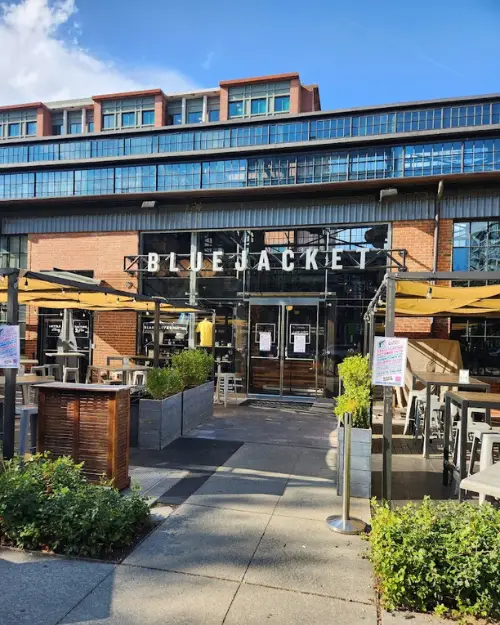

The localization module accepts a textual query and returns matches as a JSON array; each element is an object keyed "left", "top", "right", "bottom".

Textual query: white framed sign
[
  {"left": 259, "top": 331, "right": 272, "bottom": 352},
  {"left": 0, "top": 325, "right": 20, "bottom": 369},
  {"left": 372, "top": 336, "right": 408, "bottom": 387},
  {"left": 293, "top": 333, "right": 306, "bottom": 354}
]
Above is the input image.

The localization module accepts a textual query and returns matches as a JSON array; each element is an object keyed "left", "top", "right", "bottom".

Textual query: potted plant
[
  {"left": 172, "top": 349, "right": 214, "bottom": 434},
  {"left": 139, "top": 367, "right": 184, "bottom": 449},
  {"left": 334, "top": 354, "right": 372, "bottom": 498}
]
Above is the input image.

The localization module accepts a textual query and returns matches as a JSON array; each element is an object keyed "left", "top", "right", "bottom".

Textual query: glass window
[
  {"left": 8, "top": 123, "right": 20, "bottom": 137},
  {"left": 274, "top": 95, "right": 290, "bottom": 113},
  {"left": 102, "top": 114, "right": 115, "bottom": 130},
  {"left": 69, "top": 122, "right": 82, "bottom": 134},
  {"left": 52, "top": 124, "right": 63, "bottom": 136},
  {"left": 121, "top": 112, "right": 136, "bottom": 127},
  {"left": 87, "top": 121, "right": 95, "bottom": 133},
  {"left": 142, "top": 110, "right": 155, "bottom": 125},
  {"left": 208, "top": 109, "right": 220, "bottom": 122},
  {"left": 168, "top": 113, "right": 182, "bottom": 126},
  {"left": 26, "top": 121, "right": 37, "bottom": 136},
  {"left": 251, "top": 98, "right": 267, "bottom": 115},
  {"left": 228, "top": 101, "right": 244, "bottom": 118},
  {"left": 187, "top": 111, "right": 202, "bottom": 124}
]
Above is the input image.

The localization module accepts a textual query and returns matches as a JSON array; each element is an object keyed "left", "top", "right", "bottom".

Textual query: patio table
[
  {"left": 86, "top": 364, "right": 152, "bottom": 385},
  {"left": 412, "top": 372, "right": 490, "bottom": 459},
  {"left": 443, "top": 391, "right": 500, "bottom": 501},
  {"left": 0, "top": 375, "right": 55, "bottom": 403}
]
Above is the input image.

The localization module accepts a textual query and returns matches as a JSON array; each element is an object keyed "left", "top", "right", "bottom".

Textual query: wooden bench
[{"left": 460, "top": 462, "right": 500, "bottom": 504}]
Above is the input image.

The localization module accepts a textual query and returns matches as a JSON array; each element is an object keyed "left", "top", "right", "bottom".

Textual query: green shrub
[
  {"left": 369, "top": 497, "right": 500, "bottom": 619},
  {"left": 146, "top": 367, "right": 184, "bottom": 400},
  {"left": 0, "top": 455, "right": 150, "bottom": 558},
  {"left": 171, "top": 349, "right": 213, "bottom": 388},
  {"left": 334, "top": 354, "right": 372, "bottom": 428}
]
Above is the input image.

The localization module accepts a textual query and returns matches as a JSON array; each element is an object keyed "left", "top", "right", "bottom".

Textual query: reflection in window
[
  {"left": 453, "top": 221, "right": 500, "bottom": 273},
  {"left": 228, "top": 101, "right": 244, "bottom": 118}
]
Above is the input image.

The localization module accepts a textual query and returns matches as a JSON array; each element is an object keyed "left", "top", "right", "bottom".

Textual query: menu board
[
  {"left": 372, "top": 337, "right": 408, "bottom": 387},
  {"left": 47, "top": 319, "right": 63, "bottom": 337},
  {"left": 293, "top": 333, "right": 306, "bottom": 354},
  {"left": 74, "top": 320, "right": 89, "bottom": 338},
  {"left": 0, "top": 325, "right": 20, "bottom": 369}
]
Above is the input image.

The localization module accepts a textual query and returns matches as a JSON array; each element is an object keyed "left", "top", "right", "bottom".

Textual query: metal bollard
[{"left": 327, "top": 412, "right": 367, "bottom": 535}]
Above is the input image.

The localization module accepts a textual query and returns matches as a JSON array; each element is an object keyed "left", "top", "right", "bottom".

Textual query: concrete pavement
[{"left": 0, "top": 403, "right": 381, "bottom": 624}]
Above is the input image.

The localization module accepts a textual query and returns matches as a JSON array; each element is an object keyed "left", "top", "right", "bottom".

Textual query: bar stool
[
  {"left": 404, "top": 389, "right": 427, "bottom": 434},
  {"left": 31, "top": 365, "right": 48, "bottom": 376},
  {"left": 45, "top": 363, "right": 62, "bottom": 381},
  {"left": 468, "top": 429, "right": 500, "bottom": 475},
  {"left": 132, "top": 371, "right": 146, "bottom": 386},
  {"left": 63, "top": 366, "right": 79, "bottom": 383},
  {"left": 453, "top": 411, "right": 492, "bottom": 469}
]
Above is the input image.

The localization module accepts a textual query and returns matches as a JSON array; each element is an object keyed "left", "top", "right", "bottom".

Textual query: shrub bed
[
  {"left": 0, "top": 455, "right": 150, "bottom": 559},
  {"left": 369, "top": 497, "right": 500, "bottom": 620}
]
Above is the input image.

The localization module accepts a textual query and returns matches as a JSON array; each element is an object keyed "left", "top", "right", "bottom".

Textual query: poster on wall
[
  {"left": 372, "top": 337, "right": 408, "bottom": 387},
  {"left": 293, "top": 333, "right": 306, "bottom": 354},
  {"left": 259, "top": 331, "right": 272, "bottom": 352},
  {"left": 0, "top": 325, "right": 20, "bottom": 369},
  {"left": 74, "top": 320, "right": 90, "bottom": 338},
  {"left": 289, "top": 324, "right": 310, "bottom": 344}
]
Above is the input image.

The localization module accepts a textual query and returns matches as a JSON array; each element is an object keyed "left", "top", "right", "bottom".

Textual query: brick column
[
  {"left": 36, "top": 106, "right": 52, "bottom": 137},
  {"left": 93, "top": 100, "right": 102, "bottom": 132},
  {"left": 219, "top": 87, "right": 229, "bottom": 121},
  {"left": 154, "top": 93, "right": 166, "bottom": 127},
  {"left": 290, "top": 78, "right": 301, "bottom": 113}
]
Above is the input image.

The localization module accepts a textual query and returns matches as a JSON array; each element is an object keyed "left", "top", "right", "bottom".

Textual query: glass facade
[
  {"left": 228, "top": 81, "right": 291, "bottom": 119},
  {"left": 2, "top": 137, "right": 500, "bottom": 200},
  {"left": 452, "top": 220, "right": 500, "bottom": 272},
  {"left": 101, "top": 96, "right": 155, "bottom": 131},
  {"left": 140, "top": 226, "right": 388, "bottom": 396},
  {"left": 451, "top": 319, "right": 500, "bottom": 377},
  {"left": 0, "top": 99, "right": 499, "bottom": 166},
  {"left": 0, "top": 108, "right": 37, "bottom": 140}
]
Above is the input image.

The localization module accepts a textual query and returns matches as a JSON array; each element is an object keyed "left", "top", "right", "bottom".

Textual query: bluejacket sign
[{"left": 146, "top": 249, "right": 371, "bottom": 273}]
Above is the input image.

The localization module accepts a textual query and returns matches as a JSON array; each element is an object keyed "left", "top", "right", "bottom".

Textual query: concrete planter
[
  {"left": 337, "top": 425, "right": 372, "bottom": 499},
  {"left": 182, "top": 381, "right": 214, "bottom": 435},
  {"left": 139, "top": 392, "right": 183, "bottom": 450}
]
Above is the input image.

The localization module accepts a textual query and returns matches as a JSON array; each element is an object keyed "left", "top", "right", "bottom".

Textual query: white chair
[
  {"left": 132, "top": 371, "right": 146, "bottom": 386},
  {"left": 414, "top": 394, "right": 444, "bottom": 440},
  {"left": 63, "top": 366, "right": 79, "bottom": 383},
  {"left": 468, "top": 429, "right": 500, "bottom": 479},
  {"left": 45, "top": 363, "right": 62, "bottom": 381},
  {"left": 31, "top": 365, "right": 48, "bottom": 376},
  {"left": 453, "top": 409, "right": 491, "bottom": 469},
  {"left": 404, "top": 388, "right": 427, "bottom": 434}
]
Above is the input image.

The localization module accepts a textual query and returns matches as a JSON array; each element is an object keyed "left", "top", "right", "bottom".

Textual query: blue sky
[
  {"left": 0, "top": 0, "right": 498, "bottom": 107},
  {"left": 74, "top": 0, "right": 500, "bottom": 109}
]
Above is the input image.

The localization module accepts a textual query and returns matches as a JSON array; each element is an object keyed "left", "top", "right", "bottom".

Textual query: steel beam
[{"left": 382, "top": 276, "right": 396, "bottom": 502}]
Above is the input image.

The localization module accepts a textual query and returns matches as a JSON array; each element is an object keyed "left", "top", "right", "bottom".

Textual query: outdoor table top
[
  {"left": 20, "top": 359, "right": 38, "bottom": 365},
  {"left": 445, "top": 391, "right": 500, "bottom": 408},
  {"left": 36, "top": 382, "right": 132, "bottom": 392},
  {"left": 87, "top": 364, "right": 152, "bottom": 372},
  {"left": 413, "top": 371, "right": 490, "bottom": 388},
  {"left": 45, "top": 352, "right": 85, "bottom": 357},
  {"left": 0, "top": 375, "right": 55, "bottom": 385}
]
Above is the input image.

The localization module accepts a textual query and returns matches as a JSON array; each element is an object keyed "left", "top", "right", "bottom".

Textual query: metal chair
[
  {"left": 63, "top": 366, "right": 79, "bottom": 383},
  {"left": 45, "top": 363, "right": 62, "bottom": 381},
  {"left": 31, "top": 365, "right": 48, "bottom": 376}
]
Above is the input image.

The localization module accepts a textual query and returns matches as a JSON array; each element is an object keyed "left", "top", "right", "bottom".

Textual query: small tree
[
  {"left": 334, "top": 354, "right": 372, "bottom": 428},
  {"left": 146, "top": 367, "right": 184, "bottom": 400},
  {"left": 171, "top": 349, "right": 213, "bottom": 389}
]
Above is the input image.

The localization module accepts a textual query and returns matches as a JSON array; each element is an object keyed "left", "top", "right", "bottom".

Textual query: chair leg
[
  {"left": 453, "top": 427, "right": 459, "bottom": 466},
  {"left": 468, "top": 436, "right": 479, "bottom": 476},
  {"left": 403, "top": 396, "right": 415, "bottom": 435}
]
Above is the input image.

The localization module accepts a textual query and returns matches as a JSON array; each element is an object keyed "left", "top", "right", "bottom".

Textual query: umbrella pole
[
  {"left": 153, "top": 301, "right": 161, "bottom": 368},
  {"left": 3, "top": 269, "right": 19, "bottom": 459}
]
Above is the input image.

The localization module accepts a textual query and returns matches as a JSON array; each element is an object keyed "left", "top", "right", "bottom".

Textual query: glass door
[
  {"left": 248, "top": 304, "right": 281, "bottom": 395},
  {"left": 248, "top": 298, "right": 322, "bottom": 398}
]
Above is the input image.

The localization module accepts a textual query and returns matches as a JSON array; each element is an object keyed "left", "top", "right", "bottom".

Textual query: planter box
[
  {"left": 337, "top": 425, "right": 372, "bottom": 499},
  {"left": 182, "top": 381, "right": 214, "bottom": 435},
  {"left": 139, "top": 392, "right": 182, "bottom": 450}
]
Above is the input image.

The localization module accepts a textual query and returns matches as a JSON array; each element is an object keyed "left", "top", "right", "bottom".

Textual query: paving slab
[
  {"left": 290, "top": 447, "right": 337, "bottom": 481},
  {"left": 218, "top": 442, "right": 302, "bottom": 476},
  {"left": 244, "top": 514, "right": 374, "bottom": 604},
  {"left": 124, "top": 503, "right": 270, "bottom": 582},
  {"left": 62, "top": 564, "right": 238, "bottom": 625},
  {"left": 187, "top": 471, "right": 287, "bottom": 514},
  {"left": 0, "top": 549, "right": 113, "bottom": 625},
  {"left": 128, "top": 466, "right": 188, "bottom": 503},
  {"left": 225, "top": 583, "right": 376, "bottom": 625},
  {"left": 275, "top": 478, "right": 371, "bottom": 522}
]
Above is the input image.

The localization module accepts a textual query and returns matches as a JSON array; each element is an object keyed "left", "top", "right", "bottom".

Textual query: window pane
[
  {"left": 208, "top": 110, "right": 220, "bottom": 122},
  {"left": 69, "top": 122, "right": 82, "bottom": 134},
  {"left": 251, "top": 98, "right": 267, "bottom": 115},
  {"left": 274, "top": 95, "right": 290, "bottom": 113},
  {"left": 187, "top": 111, "right": 202, "bottom": 124},
  {"left": 168, "top": 113, "right": 182, "bottom": 125},
  {"left": 229, "top": 101, "right": 244, "bottom": 117},
  {"left": 87, "top": 121, "right": 95, "bottom": 132},
  {"left": 26, "top": 121, "right": 37, "bottom": 136},
  {"left": 8, "top": 123, "right": 20, "bottom": 137},
  {"left": 141, "top": 110, "right": 155, "bottom": 125},
  {"left": 471, "top": 221, "right": 488, "bottom": 245},
  {"left": 102, "top": 114, "right": 115, "bottom": 129},
  {"left": 453, "top": 247, "right": 469, "bottom": 271},
  {"left": 121, "top": 112, "right": 136, "bottom": 127},
  {"left": 453, "top": 222, "right": 469, "bottom": 246}
]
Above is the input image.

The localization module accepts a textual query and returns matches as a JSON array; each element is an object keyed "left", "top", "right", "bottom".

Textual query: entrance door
[{"left": 248, "top": 298, "right": 322, "bottom": 398}]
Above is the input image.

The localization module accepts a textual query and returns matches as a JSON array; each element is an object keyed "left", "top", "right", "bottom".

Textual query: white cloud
[
  {"left": 201, "top": 51, "right": 214, "bottom": 70},
  {"left": 0, "top": 0, "right": 198, "bottom": 105}
]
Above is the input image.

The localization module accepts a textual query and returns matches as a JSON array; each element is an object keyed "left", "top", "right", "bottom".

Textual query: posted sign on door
[{"left": 372, "top": 337, "right": 408, "bottom": 387}]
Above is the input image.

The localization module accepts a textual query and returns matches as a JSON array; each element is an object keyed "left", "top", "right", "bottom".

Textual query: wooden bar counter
[{"left": 37, "top": 382, "right": 131, "bottom": 489}]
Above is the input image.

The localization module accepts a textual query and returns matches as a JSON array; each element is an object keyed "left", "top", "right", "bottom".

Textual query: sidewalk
[{"left": 0, "top": 402, "right": 438, "bottom": 625}]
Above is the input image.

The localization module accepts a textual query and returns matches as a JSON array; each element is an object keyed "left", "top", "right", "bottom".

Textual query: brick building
[{"left": 1, "top": 72, "right": 500, "bottom": 397}]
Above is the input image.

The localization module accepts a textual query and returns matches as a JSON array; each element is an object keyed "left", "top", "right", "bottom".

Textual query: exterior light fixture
[
  {"left": 379, "top": 188, "right": 398, "bottom": 202},
  {"left": 142, "top": 201, "right": 158, "bottom": 209}
]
